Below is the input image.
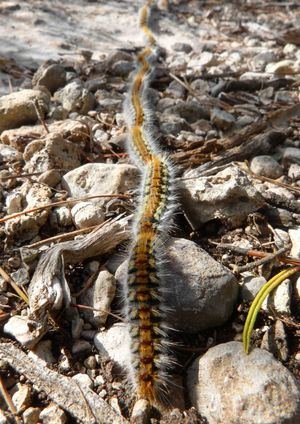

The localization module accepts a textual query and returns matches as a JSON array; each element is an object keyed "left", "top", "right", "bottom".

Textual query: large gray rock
[
  {"left": 181, "top": 166, "right": 264, "bottom": 229},
  {"left": 116, "top": 238, "right": 238, "bottom": 333},
  {"left": 0, "top": 89, "right": 50, "bottom": 133},
  {"left": 165, "top": 238, "right": 238, "bottom": 333},
  {"left": 187, "top": 341, "right": 300, "bottom": 424}
]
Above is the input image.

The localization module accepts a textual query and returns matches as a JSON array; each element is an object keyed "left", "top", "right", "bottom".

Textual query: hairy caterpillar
[{"left": 123, "top": 0, "right": 177, "bottom": 404}]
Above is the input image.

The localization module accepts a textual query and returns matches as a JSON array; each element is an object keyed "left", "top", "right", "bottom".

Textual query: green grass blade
[{"left": 243, "top": 267, "right": 299, "bottom": 354}]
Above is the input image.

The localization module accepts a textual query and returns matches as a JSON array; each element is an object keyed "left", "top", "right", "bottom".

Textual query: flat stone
[
  {"left": 0, "top": 88, "right": 50, "bottom": 133},
  {"left": 250, "top": 155, "right": 283, "bottom": 179},
  {"left": 181, "top": 166, "right": 264, "bottom": 229},
  {"left": 187, "top": 341, "right": 300, "bottom": 424},
  {"left": 62, "top": 163, "right": 139, "bottom": 199}
]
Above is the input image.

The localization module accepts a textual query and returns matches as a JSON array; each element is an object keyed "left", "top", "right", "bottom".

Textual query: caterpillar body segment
[{"left": 123, "top": 0, "right": 178, "bottom": 405}]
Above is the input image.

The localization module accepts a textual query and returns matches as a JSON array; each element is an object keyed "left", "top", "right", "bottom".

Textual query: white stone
[
  {"left": 262, "top": 279, "right": 291, "bottom": 314},
  {"left": 181, "top": 166, "right": 264, "bottom": 229},
  {"left": 251, "top": 51, "right": 276, "bottom": 71},
  {"left": 71, "top": 201, "right": 105, "bottom": 229},
  {"left": 187, "top": 341, "right": 300, "bottom": 424},
  {"left": 288, "top": 163, "right": 300, "bottom": 180},
  {"left": 241, "top": 272, "right": 266, "bottom": 302},
  {"left": 11, "top": 383, "right": 31, "bottom": 413},
  {"left": 39, "top": 403, "right": 67, "bottom": 424},
  {"left": 289, "top": 227, "right": 300, "bottom": 258},
  {"left": 94, "top": 323, "right": 131, "bottom": 369},
  {"left": 0, "top": 89, "right": 50, "bottom": 132},
  {"left": 266, "top": 185, "right": 295, "bottom": 200},
  {"left": 250, "top": 155, "right": 283, "bottom": 179},
  {"left": 274, "top": 228, "right": 290, "bottom": 249},
  {"left": 62, "top": 163, "right": 139, "bottom": 199},
  {"left": 283, "top": 147, "right": 300, "bottom": 164},
  {"left": 266, "top": 60, "right": 295, "bottom": 75},
  {"left": 51, "top": 206, "right": 73, "bottom": 227},
  {"left": 0, "top": 144, "right": 22, "bottom": 162},
  {"left": 72, "top": 373, "right": 93, "bottom": 389},
  {"left": 283, "top": 43, "right": 297, "bottom": 55},
  {"left": 28, "top": 340, "right": 55, "bottom": 364},
  {"left": 4, "top": 315, "right": 43, "bottom": 348},
  {"left": 131, "top": 399, "right": 150, "bottom": 424}
]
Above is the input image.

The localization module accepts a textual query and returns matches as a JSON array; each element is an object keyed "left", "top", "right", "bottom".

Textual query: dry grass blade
[
  {"left": 243, "top": 267, "right": 299, "bottom": 354},
  {"left": 0, "top": 194, "right": 130, "bottom": 224},
  {"left": 0, "top": 267, "right": 29, "bottom": 305},
  {"left": 0, "top": 375, "right": 18, "bottom": 417}
]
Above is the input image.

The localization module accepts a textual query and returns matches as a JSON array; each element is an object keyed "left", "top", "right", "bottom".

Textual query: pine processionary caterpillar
[{"left": 123, "top": 0, "right": 178, "bottom": 405}]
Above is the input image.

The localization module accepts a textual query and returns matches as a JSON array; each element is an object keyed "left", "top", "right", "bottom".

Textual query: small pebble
[
  {"left": 131, "top": 399, "right": 151, "bottom": 424},
  {"left": 71, "top": 340, "right": 92, "bottom": 355},
  {"left": 250, "top": 155, "right": 283, "bottom": 179},
  {"left": 22, "top": 407, "right": 41, "bottom": 424},
  {"left": 72, "top": 373, "right": 93, "bottom": 389},
  {"left": 39, "top": 403, "right": 67, "bottom": 424},
  {"left": 84, "top": 355, "right": 97, "bottom": 370}
]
